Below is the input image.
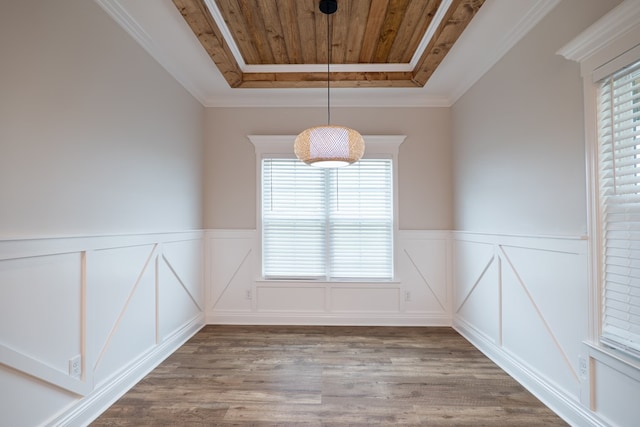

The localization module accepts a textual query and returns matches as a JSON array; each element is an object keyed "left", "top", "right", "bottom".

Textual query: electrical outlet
[
  {"left": 578, "top": 355, "right": 588, "bottom": 379},
  {"left": 404, "top": 291, "right": 411, "bottom": 302},
  {"left": 246, "top": 290, "right": 252, "bottom": 300},
  {"left": 69, "top": 355, "right": 81, "bottom": 378}
]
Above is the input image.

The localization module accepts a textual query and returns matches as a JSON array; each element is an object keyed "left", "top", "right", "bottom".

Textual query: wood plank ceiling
[{"left": 172, "top": 0, "right": 485, "bottom": 88}]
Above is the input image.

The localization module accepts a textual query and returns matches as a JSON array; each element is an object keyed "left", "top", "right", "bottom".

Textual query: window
[
  {"left": 261, "top": 158, "right": 393, "bottom": 280},
  {"left": 597, "top": 58, "right": 640, "bottom": 356}
]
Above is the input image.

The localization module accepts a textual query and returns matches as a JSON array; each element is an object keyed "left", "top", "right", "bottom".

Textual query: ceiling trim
[
  {"left": 409, "top": 0, "right": 453, "bottom": 69},
  {"left": 242, "top": 63, "right": 414, "bottom": 74},
  {"left": 557, "top": 0, "right": 640, "bottom": 63},
  {"left": 204, "top": 92, "right": 454, "bottom": 108},
  {"left": 446, "top": 0, "right": 561, "bottom": 104},
  {"left": 94, "top": 0, "right": 210, "bottom": 105}
]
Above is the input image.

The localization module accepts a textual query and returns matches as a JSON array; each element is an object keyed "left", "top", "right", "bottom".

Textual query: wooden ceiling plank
[
  {"left": 296, "top": 0, "right": 318, "bottom": 64},
  {"left": 358, "top": 0, "right": 389, "bottom": 63},
  {"left": 344, "top": 0, "right": 372, "bottom": 64},
  {"left": 215, "top": 0, "right": 261, "bottom": 64},
  {"left": 277, "top": 0, "right": 304, "bottom": 64},
  {"left": 412, "top": 0, "right": 484, "bottom": 86},
  {"left": 387, "top": 0, "right": 439, "bottom": 63},
  {"left": 397, "top": 0, "right": 441, "bottom": 63},
  {"left": 372, "top": 0, "right": 409, "bottom": 63},
  {"left": 256, "top": 0, "right": 289, "bottom": 64},
  {"left": 315, "top": 2, "right": 328, "bottom": 63},
  {"left": 330, "top": 0, "right": 350, "bottom": 64},
  {"left": 172, "top": 0, "right": 243, "bottom": 87},
  {"left": 235, "top": 0, "right": 275, "bottom": 64}
]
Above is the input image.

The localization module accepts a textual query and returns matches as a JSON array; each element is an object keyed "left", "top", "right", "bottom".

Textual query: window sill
[{"left": 255, "top": 279, "right": 401, "bottom": 286}]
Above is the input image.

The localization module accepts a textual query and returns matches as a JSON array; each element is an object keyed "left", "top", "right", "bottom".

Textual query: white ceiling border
[
  {"left": 94, "top": 0, "right": 210, "bottom": 105},
  {"left": 447, "top": 0, "right": 561, "bottom": 105}
]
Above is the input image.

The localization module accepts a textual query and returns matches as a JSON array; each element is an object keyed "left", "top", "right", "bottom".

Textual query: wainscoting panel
[
  {"left": 591, "top": 353, "right": 639, "bottom": 427},
  {"left": 0, "top": 232, "right": 204, "bottom": 427},
  {"left": 453, "top": 232, "right": 594, "bottom": 426},
  {"left": 158, "top": 239, "right": 204, "bottom": 342},
  {"left": 206, "top": 230, "right": 451, "bottom": 325},
  {"left": 397, "top": 231, "right": 450, "bottom": 315},
  {"left": 257, "top": 286, "right": 326, "bottom": 312},
  {"left": 162, "top": 239, "right": 204, "bottom": 313},
  {"left": 453, "top": 240, "right": 498, "bottom": 344},
  {"left": 208, "top": 230, "right": 254, "bottom": 314},
  {"left": 331, "top": 287, "right": 400, "bottom": 312},
  {"left": 88, "top": 244, "right": 158, "bottom": 388},
  {"left": 501, "top": 244, "right": 586, "bottom": 397},
  {"left": 0, "top": 253, "right": 83, "bottom": 382}
]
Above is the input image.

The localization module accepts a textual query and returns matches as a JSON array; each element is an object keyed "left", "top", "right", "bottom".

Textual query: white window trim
[
  {"left": 558, "top": 0, "right": 640, "bottom": 366},
  {"left": 248, "top": 134, "right": 406, "bottom": 283}
]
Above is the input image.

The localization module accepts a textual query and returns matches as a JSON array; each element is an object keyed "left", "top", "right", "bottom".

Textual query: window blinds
[
  {"left": 598, "top": 59, "right": 640, "bottom": 356},
  {"left": 262, "top": 158, "right": 393, "bottom": 280}
]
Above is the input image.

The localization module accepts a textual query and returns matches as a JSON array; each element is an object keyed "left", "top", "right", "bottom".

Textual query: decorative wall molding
[
  {"left": 4, "top": 227, "right": 637, "bottom": 425},
  {"left": 452, "top": 231, "right": 640, "bottom": 427},
  {"left": 0, "top": 232, "right": 205, "bottom": 426},
  {"left": 206, "top": 229, "right": 451, "bottom": 326},
  {"left": 455, "top": 318, "right": 607, "bottom": 427}
]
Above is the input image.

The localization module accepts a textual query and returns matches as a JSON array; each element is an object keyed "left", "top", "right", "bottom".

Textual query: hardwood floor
[{"left": 92, "top": 326, "right": 567, "bottom": 426}]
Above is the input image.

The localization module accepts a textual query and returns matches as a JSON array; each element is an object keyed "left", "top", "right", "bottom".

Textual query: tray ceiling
[
  {"left": 172, "top": 0, "right": 484, "bottom": 88},
  {"left": 96, "top": 0, "right": 560, "bottom": 107}
]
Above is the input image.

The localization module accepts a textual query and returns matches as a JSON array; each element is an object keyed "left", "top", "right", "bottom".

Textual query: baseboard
[
  {"left": 454, "top": 317, "right": 607, "bottom": 427},
  {"left": 207, "top": 311, "right": 451, "bottom": 327},
  {"left": 47, "top": 315, "right": 205, "bottom": 427}
]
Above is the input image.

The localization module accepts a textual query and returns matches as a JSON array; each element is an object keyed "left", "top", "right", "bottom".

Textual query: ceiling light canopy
[{"left": 294, "top": 0, "right": 364, "bottom": 168}]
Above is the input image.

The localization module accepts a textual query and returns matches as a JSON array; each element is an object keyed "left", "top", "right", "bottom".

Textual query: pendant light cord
[{"left": 327, "top": 8, "right": 331, "bottom": 126}]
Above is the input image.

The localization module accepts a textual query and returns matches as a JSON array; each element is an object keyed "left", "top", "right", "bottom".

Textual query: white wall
[
  {"left": 0, "top": 0, "right": 206, "bottom": 425},
  {"left": 451, "top": 0, "right": 621, "bottom": 236},
  {"left": 452, "top": 0, "right": 640, "bottom": 426},
  {"left": 0, "top": 0, "right": 204, "bottom": 238},
  {"left": 204, "top": 107, "right": 452, "bottom": 230}
]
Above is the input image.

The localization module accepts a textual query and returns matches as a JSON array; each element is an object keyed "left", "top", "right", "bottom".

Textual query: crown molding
[
  {"left": 94, "top": 0, "right": 210, "bottom": 105},
  {"left": 203, "top": 91, "right": 452, "bottom": 108},
  {"left": 557, "top": 0, "right": 640, "bottom": 63}
]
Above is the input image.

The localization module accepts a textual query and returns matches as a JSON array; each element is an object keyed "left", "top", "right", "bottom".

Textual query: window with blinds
[
  {"left": 261, "top": 158, "right": 393, "bottom": 280},
  {"left": 597, "top": 58, "right": 640, "bottom": 356}
]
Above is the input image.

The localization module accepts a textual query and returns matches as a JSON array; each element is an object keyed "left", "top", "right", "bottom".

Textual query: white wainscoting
[
  {"left": 0, "top": 231, "right": 205, "bottom": 427},
  {"left": 206, "top": 229, "right": 451, "bottom": 326},
  {"left": 452, "top": 231, "right": 640, "bottom": 427}
]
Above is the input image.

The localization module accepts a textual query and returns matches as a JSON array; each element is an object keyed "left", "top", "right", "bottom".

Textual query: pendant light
[{"left": 294, "top": 0, "right": 365, "bottom": 168}]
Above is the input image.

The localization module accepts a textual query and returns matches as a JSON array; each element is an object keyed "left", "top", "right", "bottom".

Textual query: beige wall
[
  {"left": 0, "top": 0, "right": 204, "bottom": 238},
  {"left": 204, "top": 107, "right": 451, "bottom": 230},
  {"left": 451, "top": 0, "right": 621, "bottom": 236}
]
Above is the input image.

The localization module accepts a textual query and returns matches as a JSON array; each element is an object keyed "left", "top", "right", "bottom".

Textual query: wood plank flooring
[{"left": 92, "top": 326, "right": 567, "bottom": 426}]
